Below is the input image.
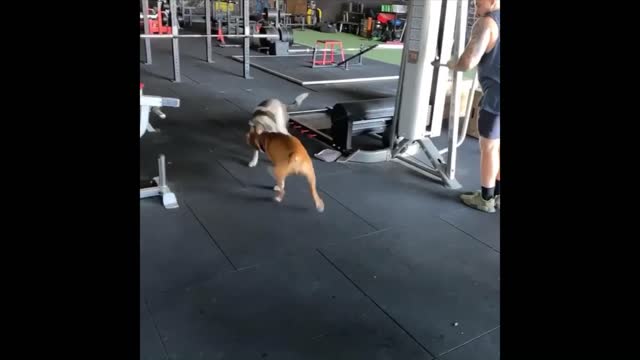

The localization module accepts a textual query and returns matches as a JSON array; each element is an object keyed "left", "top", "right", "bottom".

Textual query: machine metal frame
[
  {"left": 287, "top": 0, "right": 474, "bottom": 189},
  {"left": 389, "top": 0, "right": 470, "bottom": 189}
]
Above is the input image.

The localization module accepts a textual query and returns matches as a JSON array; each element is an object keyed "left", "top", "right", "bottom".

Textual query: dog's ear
[
  {"left": 246, "top": 130, "right": 260, "bottom": 150},
  {"left": 252, "top": 132, "right": 262, "bottom": 150}
]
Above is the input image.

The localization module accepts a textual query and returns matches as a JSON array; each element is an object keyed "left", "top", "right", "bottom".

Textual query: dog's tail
[{"left": 288, "top": 92, "right": 309, "bottom": 109}]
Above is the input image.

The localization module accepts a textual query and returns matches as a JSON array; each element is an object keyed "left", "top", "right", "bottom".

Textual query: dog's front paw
[
  {"left": 248, "top": 160, "right": 258, "bottom": 167},
  {"left": 273, "top": 185, "right": 281, "bottom": 192},
  {"left": 274, "top": 195, "right": 283, "bottom": 202}
]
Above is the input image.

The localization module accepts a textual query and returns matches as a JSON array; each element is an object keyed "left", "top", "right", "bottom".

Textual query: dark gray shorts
[{"left": 478, "top": 109, "right": 500, "bottom": 139}]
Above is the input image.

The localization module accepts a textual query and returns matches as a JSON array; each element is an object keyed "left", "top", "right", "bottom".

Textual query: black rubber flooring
[
  {"left": 231, "top": 54, "right": 400, "bottom": 85},
  {"left": 140, "top": 38, "right": 499, "bottom": 359}
]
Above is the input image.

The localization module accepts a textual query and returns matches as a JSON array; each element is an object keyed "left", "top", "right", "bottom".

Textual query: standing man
[{"left": 447, "top": 0, "right": 500, "bottom": 213}]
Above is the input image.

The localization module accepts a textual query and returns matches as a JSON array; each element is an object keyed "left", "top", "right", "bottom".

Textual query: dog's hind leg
[
  {"left": 303, "top": 167, "right": 324, "bottom": 212},
  {"left": 267, "top": 166, "right": 285, "bottom": 191},
  {"left": 248, "top": 150, "right": 259, "bottom": 167},
  {"left": 272, "top": 166, "right": 288, "bottom": 202}
]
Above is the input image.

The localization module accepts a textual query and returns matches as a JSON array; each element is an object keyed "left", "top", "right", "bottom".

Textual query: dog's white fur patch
[{"left": 247, "top": 93, "right": 308, "bottom": 167}]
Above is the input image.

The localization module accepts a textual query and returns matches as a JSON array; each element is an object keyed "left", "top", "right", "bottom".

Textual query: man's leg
[
  {"left": 461, "top": 110, "right": 500, "bottom": 212},
  {"left": 480, "top": 136, "right": 500, "bottom": 198}
]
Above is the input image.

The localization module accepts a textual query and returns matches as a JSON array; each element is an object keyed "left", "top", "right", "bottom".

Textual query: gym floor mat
[
  {"left": 231, "top": 54, "right": 400, "bottom": 86},
  {"left": 145, "top": 250, "right": 432, "bottom": 360},
  {"left": 440, "top": 207, "right": 501, "bottom": 252},
  {"left": 140, "top": 200, "right": 234, "bottom": 294},
  {"left": 140, "top": 41, "right": 499, "bottom": 359},
  {"left": 140, "top": 306, "right": 168, "bottom": 360},
  {"left": 181, "top": 185, "right": 376, "bottom": 269},
  {"left": 439, "top": 327, "right": 500, "bottom": 360},
  {"left": 319, "top": 222, "right": 500, "bottom": 356},
  {"left": 317, "top": 161, "right": 470, "bottom": 230}
]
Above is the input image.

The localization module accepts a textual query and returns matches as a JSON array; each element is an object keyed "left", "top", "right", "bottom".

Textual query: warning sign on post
[{"left": 408, "top": 51, "right": 419, "bottom": 64}]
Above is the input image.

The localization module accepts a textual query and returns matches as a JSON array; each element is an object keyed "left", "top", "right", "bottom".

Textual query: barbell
[{"left": 140, "top": 33, "right": 279, "bottom": 39}]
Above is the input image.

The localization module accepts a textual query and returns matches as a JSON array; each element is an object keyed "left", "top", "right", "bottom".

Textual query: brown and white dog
[
  {"left": 247, "top": 93, "right": 308, "bottom": 167},
  {"left": 246, "top": 130, "right": 325, "bottom": 213}
]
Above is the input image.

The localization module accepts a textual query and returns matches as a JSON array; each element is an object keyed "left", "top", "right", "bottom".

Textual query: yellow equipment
[{"left": 306, "top": 1, "right": 322, "bottom": 25}]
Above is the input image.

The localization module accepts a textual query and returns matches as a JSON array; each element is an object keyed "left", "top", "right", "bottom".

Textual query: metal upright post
[
  {"left": 446, "top": 0, "right": 468, "bottom": 181},
  {"left": 396, "top": 0, "right": 442, "bottom": 141},
  {"left": 429, "top": 0, "right": 457, "bottom": 138},
  {"left": 212, "top": 0, "right": 217, "bottom": 30},
  {"left": 227, "top": 1, "right": 232, "bottom": 34},
  {"left": 205, "top": 0, "right": 214, "bottom": 63},
  {"left": 238, "top": 0, "right": 243, "bottom": 35},
  {"left": 242, "top": 0, "right": 252, "bottom": 79},
  {"left": 391, "top": 0, "right": 462, "bottom": 189},
  {"left": 169, "top": 0, "right": 181, "bottom": 82},
  {"left": 158, "top": 154, "right": 168, "bottom": 188},
  {"left": 142, "top": 0, "right": 152, "bottom": 64}
]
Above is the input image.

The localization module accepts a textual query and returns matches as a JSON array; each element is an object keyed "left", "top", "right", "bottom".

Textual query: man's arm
[{"left": 449, "top": 17, "right": 493, "bottom": 71}]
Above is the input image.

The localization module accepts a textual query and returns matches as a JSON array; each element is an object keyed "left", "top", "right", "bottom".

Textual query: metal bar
[
  {"left": 242, "top": 0, "right": 251, "bottom": 79},
  {"left": 430, "top": 0, "right": 458, "bottom": 138},
  {"left": 229, "top": 54, "right": 314, "bottom": 57},
  {"left": 439, "top": 71, "right": 478, "bottom": 155},
  {"left": 357, "top": 44, "right": 364, "bottom": 66},
  {"left": 205, "top": 0, "right": 213, "bottom": 63},
  {"left": 336, "top": 44, "right": 379, "bottom": 67},
  {"left": 288, "top": 108, "right": 332, "bottom": 116},
  {"left": 140, "top": 186, "right": 162, "bottom": 199},
  {"left": 288, "top": 44, "right": 403, "bottom": 53},
  {"left": 230, "top": 56, "right": 399, "bottom": 85},
  {"left": 419, "top": 138, "right": 461, "bottom": 189},
  {"left": 394, "top": 155, "right": 445, "bottom": 183},
  {"left": 301, "top": 76, "right": 399, "bottom": 86},
  {"left": 212, "top": 0, "right": 216, "bottom": 27},
  {"left": 180, "top": 0, "right": 185, "bottom": 23},
  {"left": 457, "top": 71, "right": 477, "bottom": 146},
  {"left": 232, "top": 55, "right": 303, "bottom": 84},
  {"left": 311, "top": 47, "right": 317, "bottom": 68},
  {"left": 339, "top": 148, "right": 392, "bottom": 163},
  {"left": 140, "top": 95, "right": 181, "bottom": 107},
  {"left": 446, "top": 0, "right": 467, "bottom": 181},
  {"left": 142, "top": 0, "right": 152, "bottom": 64},
  {"left": 140, "top": 34, "right": 279, "bottom": 38},
  {"left": 140, "top": 105, "right": 151, "bottom": 138},
  {"left": 227, "top": 0, "right": 231, "bottom": 34},
  {"left": 158, "top": 154, "right": 167, "bottom": 188},
  {"left": 169, "top": 0, "right": 181, "bottom": 82},
  {"left": 235, "top": 0, "right": 241, "bottom": 35}
]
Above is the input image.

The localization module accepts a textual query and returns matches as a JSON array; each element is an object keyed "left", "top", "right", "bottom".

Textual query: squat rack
[{"left": 140, "top": 0, "right": 278, "bottom": 80}]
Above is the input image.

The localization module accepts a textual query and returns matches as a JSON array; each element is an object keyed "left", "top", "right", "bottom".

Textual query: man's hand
[
  {"left": 446, "top": 57, "right": 459, "bottom": 70},
  {"left": 431, "top": 57, "right": 459, "bottom": 71},
  {"left": 430, "top": 17, "right": 496, "bottom": 72}
]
